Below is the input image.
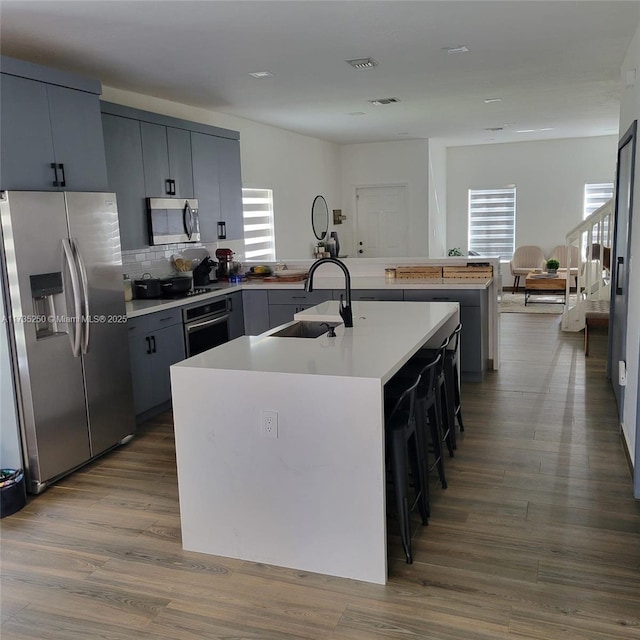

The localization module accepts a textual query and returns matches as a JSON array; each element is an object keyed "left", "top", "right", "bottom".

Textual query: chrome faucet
[{"left": 305, "top": 257, "right": 353, "bottom": 327}]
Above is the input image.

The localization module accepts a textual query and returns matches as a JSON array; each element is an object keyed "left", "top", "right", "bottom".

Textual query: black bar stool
[
  {"left": 444, "top": 323, "right": 465, "bottom": 432},
  {"left": 410, "top": 337, "right": 456, "bottom": 456},
  {"left": 388, "top": 353, "right": 448, "bottom": 493},
  {"left": 384, "top": 373, "right": 429, "bottom": 564}
]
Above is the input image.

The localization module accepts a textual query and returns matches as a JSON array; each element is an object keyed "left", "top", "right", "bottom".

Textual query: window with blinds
[
  {"left": 242, "top": 188, "right": 276, "bottom": 261},
  {"left": 584, "top": 182, "right": 614, "bottom": 219},
  {"left": 468, "top": 187, "right": 516, "bottom": 258}
]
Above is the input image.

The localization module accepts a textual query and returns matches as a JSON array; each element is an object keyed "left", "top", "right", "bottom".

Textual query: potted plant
[{"left": 546, "top": 258, "right": 560, "bottom": 274}]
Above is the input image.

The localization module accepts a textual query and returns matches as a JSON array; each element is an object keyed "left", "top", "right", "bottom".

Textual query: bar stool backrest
[
  {"left": 449, "top": 323, "right": 463, "bottom": 353},
  {"left": 416, "top": 352, "right": 442, "bottom": 401},
  {"left": 387, "top": 373, "right": 421, "bottom": 427}
]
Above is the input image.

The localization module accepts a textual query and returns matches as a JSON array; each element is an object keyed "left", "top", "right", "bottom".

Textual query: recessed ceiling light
[
  {"left": 442, "top": 45, "right": 469, "bottom": 54},
  {"left": 249, "top": 71, "right": 274, "bottom": 78},
  {"left": 484, "top": 98, "right": 502, "bottom": 104},
  {"left": 348, "top": 112, "right": 366, "bottom": 116},
  {"left": 369, "top": 97, "right": 401, "bottom": 106},
  {"left": 539, "top": 128, "right": 554, "bottom": 131},
  {"left": 346, "top": 58, "right": 378, "bottom": 69},
  {"left": 516, "top": 129, "right": 536, "bottom": 133}
]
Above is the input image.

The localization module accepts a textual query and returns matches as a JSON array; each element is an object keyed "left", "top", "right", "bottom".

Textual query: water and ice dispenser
[{"left": 29, "top": 272, "right": 65, "bottom": 339}]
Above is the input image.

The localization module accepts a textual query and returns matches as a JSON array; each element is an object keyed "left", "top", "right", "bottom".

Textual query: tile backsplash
[{"left": 121, "top": 239, "right": 245, "bottom": 278}]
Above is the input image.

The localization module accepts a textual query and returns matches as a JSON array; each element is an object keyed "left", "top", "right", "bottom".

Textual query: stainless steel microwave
[{"left": 147, "top": 197, "right": 200, "bottom": 245}]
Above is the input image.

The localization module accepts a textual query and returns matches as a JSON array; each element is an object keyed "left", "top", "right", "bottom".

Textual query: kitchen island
[{"left": 171, "top": 300, "right": 459, "bottom": 585}]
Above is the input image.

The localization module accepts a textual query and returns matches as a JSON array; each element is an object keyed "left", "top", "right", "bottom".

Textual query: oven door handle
[{"left": 185, "top": 314, "right": 229, "bottom": 333}]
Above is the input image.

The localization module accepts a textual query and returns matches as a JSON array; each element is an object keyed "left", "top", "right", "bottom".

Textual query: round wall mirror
[{"left": 311, "top": 195, "right": 329, "bottom": 241}]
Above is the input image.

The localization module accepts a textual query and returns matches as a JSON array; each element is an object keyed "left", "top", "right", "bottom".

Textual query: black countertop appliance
[{"left": 193, "top": 257, "right": 217, "bottom": 286}]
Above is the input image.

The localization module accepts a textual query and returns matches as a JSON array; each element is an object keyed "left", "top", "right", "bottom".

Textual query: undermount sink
[{"left": 269, "top": 321, "right": 339, "bottom": 338}]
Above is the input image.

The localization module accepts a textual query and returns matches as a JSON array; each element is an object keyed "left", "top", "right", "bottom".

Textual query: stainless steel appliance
[
  {"left": 183, "top": 297, "right": 230, "bottom": 357},
  {"left": 0, "top": 191, "right": 135, "bottom": 494},
  {"left": 147, "top": 197, "right": 200, "bottom": 245}
]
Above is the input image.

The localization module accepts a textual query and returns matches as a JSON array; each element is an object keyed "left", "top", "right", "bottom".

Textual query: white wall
[
  {"left": 339, "top": 140, "right": 430, "bottom": 258},
  {"left": 447, "top": 137, "right": 618, "bottom": 258},
  {"left": 101, "top": 87, "right": 342, "bottom": 261},
  {"left": 619, "top": 24, "right": 640, "bottom": 479},
  {"left": 428, "top": 139, "right": 448, "bottom": 257}
]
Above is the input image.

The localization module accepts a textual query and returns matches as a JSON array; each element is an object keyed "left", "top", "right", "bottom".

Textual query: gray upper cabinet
[
  {"left": 191, "top": 132, "right": 222, "bottom": 243},
  {"left": 216, "top": 136, "right": 244, "bottom": 241},
  {"left": 101, "top": 102, "right": 242, "bottom": 250},
  {"left": 141, "top": 123, "right": 194, "bottom": 198},
  {"left": 1, "top": 60, "right": 108, "bottom": 192},
  {"left": 102, "top": 114, "right": 147, "bottom": 251},
  {"left": 191, "top": 132, "right": 244, "bottom": 242}
]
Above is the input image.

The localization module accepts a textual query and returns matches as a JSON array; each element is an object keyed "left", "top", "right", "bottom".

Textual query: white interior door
[{"left": 355, "top": 186, "right": 408, "bottom": 257}]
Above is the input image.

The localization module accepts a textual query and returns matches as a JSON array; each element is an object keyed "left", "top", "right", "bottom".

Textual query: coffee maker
[{"left": 215, "top": 248, "right": 235, "bottom": 280}]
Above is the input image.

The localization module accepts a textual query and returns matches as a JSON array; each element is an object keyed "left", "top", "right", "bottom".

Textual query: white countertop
[
  {"left": 126, "top": 276, "right": 490, "bottom": 318},
  {"left": 173, "top": 300, "right": 458, "bottom": 384}
]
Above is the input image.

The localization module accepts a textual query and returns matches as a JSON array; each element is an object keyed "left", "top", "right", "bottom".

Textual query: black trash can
[{"left": 0, "top": 469, "right": 26, "bottom": 518}]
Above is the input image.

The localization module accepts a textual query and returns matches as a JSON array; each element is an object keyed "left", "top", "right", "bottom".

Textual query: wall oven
[{"left": 183, "top": 297, "right": 229, "bottom": 357}]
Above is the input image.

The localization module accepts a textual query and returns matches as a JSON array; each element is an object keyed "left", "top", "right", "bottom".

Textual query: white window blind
[
  {"left": 468, "top": 187, "right": 516, "bottom": 258},
  {"left": 242, "top": 188, "right": 275, "bottom": 261},
  {"left": 584, "top": 182, "right": 614, "bottom": 219}
]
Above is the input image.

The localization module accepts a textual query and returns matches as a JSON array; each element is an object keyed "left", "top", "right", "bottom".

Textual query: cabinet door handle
[
  {"left": 150, "top": 335, "right": 157, "bottom": 353},
  {"left": 165, "top": 179, "right": 175, "bottom": 195},
  {"left": 145, "top": 336, "right": 152, "bottom": 355},
  {"left": 51, "top": 162, "right": 67, "bottom": 187},
  {"left": 58, "top": 163, "right": 66, "bottom": 187},
  {"left": 217, "top": 220, "right": 226, "bottom": 240}
]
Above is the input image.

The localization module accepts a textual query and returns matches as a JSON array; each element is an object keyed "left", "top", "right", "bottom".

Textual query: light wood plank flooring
[{"left": 2, "top": 314, "right": 639, "bottom": 639}]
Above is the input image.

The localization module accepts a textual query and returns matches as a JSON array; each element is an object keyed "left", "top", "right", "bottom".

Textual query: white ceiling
[{"left": 1, "top": 1, "right": 639, "bottom": 146}]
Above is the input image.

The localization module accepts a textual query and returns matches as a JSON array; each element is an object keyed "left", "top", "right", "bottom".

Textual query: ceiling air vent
[
  {"left": 484, "top": 127, "right": 504, "bottom": 132},
  {"left": 346, "top": 58, "right": 377, "bottom": 69},
  {"left": 369, "top": 98, "right": 401, "bottom": 106}
]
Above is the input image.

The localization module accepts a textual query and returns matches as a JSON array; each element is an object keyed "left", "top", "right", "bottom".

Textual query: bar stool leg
[
  {"left": 390, "top": 429, "right": 413, "bottom": 564},
  {"left": 451, "top": 358, "right": 465, "bottom": 432},
  {"left": 427, "top": 402, "right": 448, "bottom": 489},
  {"left": 408, "top": 430, "right": 429, "bottom": 524}
]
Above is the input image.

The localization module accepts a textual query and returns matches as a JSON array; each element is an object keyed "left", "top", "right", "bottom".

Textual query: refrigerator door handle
[
  {"left": 73, "top": 240, "right": 91, "bottom": 354},
  {"left": 61, "top": 238, "right": 83, "bottom": 357}
]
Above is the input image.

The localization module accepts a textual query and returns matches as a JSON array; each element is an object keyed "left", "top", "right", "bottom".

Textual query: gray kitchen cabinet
[
  {"left": 226, "top": 291, "right": 245, "bottom": 339},
  {"left": 191, "top": 132, "right": 244, "bottom": 242},
  {"left": 102, "top": 114, "right": 147, "bottom": 251},
  {"left": 101, "top": 102, "right": 242, "bottom": 249},
  {"left": 191, "top": 132, "right": 222, "bottom": 242},
  {"left": 1, "top": 59, "right": 108, "bottom": 192},
  {"left": 216, "top": 136, "right": 244, "bottom": 241},
  {"left": 268, "top": 289, "right": 333, "bottom": 328},
  {"left": 334, "top": 289, "right": 404, "bottom": 302},
  {"left": 141, "top": 122, "right": 194, "bottom": 198},
  {"left": 127, "top": 309, "right": 185, "bottom": 417},
  {"left": 242, "top": 290, "right": 270, "bottom": 335},
  {"left": 403, "top": 289, "right": 488, "bottom": 380}
]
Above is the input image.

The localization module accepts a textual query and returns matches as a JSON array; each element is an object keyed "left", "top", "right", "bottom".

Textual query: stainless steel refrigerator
[{"left": 0, "top": 191, "right": 135, "bottom": 494}]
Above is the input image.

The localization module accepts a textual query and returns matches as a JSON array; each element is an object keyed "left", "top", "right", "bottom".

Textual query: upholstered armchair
[
  {"left": 550, "top": 244, "right": 581, "bottom": 285},
  {"left": 509, "top": 245, "right": 546, "bottom": 292}
]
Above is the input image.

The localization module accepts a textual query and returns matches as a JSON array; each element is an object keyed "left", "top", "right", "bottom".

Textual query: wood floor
[{"left": 2, "top": 314, "right": 638, "bottom": 639}]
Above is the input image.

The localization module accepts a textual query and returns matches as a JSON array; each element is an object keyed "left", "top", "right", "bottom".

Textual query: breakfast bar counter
[{"left": 171, "top": 300, "right": 459, "bottom": 585}]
